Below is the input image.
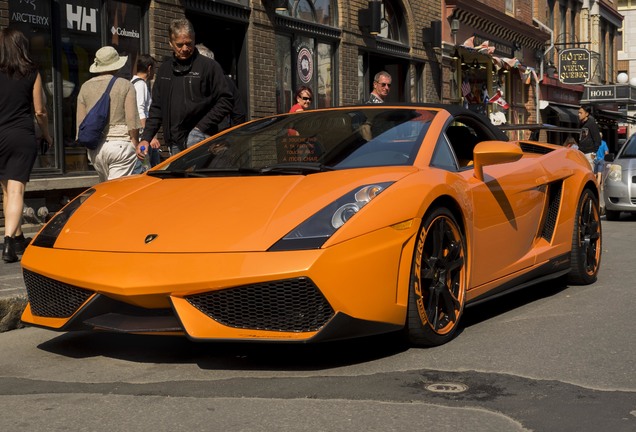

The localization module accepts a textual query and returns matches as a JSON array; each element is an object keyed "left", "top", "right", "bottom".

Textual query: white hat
[{"left": 89, "top": 46, "right": 128, "bottom": 73}]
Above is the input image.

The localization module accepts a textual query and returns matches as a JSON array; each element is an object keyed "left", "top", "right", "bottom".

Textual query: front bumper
[
  {"left": 21, "top": 224, "right": 417, "bottom": 342},
  {"left": 604, "top": 179, "right": 636, "bottom": 213}
]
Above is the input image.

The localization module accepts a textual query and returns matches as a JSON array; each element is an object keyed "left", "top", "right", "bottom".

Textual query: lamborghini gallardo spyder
[{"left": 21, "top": 105, "right": 602, "bottom": 347}]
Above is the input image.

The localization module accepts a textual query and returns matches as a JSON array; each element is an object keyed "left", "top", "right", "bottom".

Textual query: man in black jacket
[
  {"left": 578, "top": 105, "right": 601, "bottom": 170},
  {"left": 138, "top": 19, "right": 232, "bottom": 157}
]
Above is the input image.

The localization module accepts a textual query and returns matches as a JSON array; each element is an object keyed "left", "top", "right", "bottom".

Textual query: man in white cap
[{"left": 76, "top": 46, "right": 141, "bottom": 182}]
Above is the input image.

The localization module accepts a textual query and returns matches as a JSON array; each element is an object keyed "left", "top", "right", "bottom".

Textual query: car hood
[{"left": 51, "top": 168, "right": 415, "bottom": 253}]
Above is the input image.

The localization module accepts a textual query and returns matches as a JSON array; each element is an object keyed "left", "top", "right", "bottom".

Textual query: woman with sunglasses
[
  {"left": 368, "top": 71, "right": 392, "bottom": 104},
  {"left": 289, "top": 86, "right": 313, "bottom": 112}
]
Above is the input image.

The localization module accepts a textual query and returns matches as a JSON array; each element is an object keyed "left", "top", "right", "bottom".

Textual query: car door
[{"left": 446, "top": 120, "right": 549, "bottom": 288}]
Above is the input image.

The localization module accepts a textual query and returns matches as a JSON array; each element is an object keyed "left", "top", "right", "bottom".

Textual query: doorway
[
  {"left": 187, "top": 13, "right": 248, "bottom": 115},
  {"left": 368, "top": 54, "right": 409, "bottom": 103}
]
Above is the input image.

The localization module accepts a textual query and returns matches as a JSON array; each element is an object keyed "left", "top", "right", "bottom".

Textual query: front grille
[
  {"left": 541, "top": 181, "right": 563, "bottom": 241},
  {"left": 186, "top": 277, "right": 334, "bottom": 332},
  {"left": 23, "top": 269, "right": 94, "bottom": 318}
]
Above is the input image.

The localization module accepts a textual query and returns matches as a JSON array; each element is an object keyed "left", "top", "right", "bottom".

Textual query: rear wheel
[
  {"left": 406, "top": 208, "right": 466, "bottom": 347},
  {"left": 567, "top": 188, "right": 602, "bottom": 285}
]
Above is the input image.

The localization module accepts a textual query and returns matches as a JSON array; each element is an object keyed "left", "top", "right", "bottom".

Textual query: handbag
[{"left": 77, "top": 76, "right": 118, "bottom": 150}]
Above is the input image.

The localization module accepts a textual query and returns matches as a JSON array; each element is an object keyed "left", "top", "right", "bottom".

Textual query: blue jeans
[{"left": 186, "top": 128, "right": 210, "bottom": 149}]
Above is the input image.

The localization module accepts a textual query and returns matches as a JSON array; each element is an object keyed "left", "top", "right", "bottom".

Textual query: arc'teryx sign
[{"left": 559, "top": 48, "right": 590, "bottom": 85}]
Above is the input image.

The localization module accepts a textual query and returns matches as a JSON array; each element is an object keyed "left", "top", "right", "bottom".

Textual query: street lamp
[{"left": 450, "top": 19, "right": 460, "bottom": 45}]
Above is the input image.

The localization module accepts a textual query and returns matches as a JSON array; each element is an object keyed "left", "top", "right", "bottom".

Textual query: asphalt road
[{"left": 0, "top": 217, "right": 634, "bottom": 432}]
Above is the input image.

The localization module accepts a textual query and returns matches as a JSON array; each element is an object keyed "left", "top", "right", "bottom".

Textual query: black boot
[
  {"left": 14, "top": 233, "right": 32, "bottom": 255},
  {"left": 2, "top": 236, "right": 18, "bottom": 263}
]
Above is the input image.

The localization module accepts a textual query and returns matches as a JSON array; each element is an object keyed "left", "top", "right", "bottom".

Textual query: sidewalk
[{"left": 0, "top": 224, "right": 41, "bottom": 332}]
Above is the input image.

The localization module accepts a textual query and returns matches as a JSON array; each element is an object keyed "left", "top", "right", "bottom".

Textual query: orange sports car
[{"left": 21, "top": 105, "right": 602, "bottom": 347}]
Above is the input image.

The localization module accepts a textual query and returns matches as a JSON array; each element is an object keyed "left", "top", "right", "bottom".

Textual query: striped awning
[{"left": 450, "top": 8, "right": 547, "bottom": 51}]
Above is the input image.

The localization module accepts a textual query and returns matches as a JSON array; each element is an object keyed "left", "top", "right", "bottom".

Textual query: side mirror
[
  {"left": 604, "top": 153, "right": 615, "bottom": 162},
  {"left": 473, "top": 141, "right": 523, "bottom": 181}
]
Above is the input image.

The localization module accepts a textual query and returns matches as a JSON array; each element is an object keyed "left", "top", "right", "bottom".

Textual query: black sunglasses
[
  {"left": 301, "top": 97, "right": 312, "bottom": 101},
  {"left": 376, "top": 82, "right": 391, "bottom": 88}
]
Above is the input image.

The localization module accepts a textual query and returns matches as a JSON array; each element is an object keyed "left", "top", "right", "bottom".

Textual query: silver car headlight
[
  {"left": 31, "top": 188, "right": 96, "bottom": 248},
  {"left": 606, "top": 164, "right": 622, "bottom": 182},
  {"left": 269, "top": 182, "right": 393, "bottom": 251}
]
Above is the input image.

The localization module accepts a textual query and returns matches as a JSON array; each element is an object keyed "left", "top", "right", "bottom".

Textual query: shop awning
[
  {"left": 596, "top": 109, "right": 636, "bottom": 124},
  {"left": 543, "top": 104, "right": 579, "bottom": 124}
]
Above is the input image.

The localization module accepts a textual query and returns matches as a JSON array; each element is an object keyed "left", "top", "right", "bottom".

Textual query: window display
[{"left": 7, "top": 0, "right": 144, "bottom": 174}]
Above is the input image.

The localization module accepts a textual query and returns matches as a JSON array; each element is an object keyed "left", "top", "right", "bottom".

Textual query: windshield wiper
[
  {"left": 147, "top": 168, "right": 260, "bottom": 178},
  {"left": 259, "top": 163, "right": 334, "bottom": 175}
]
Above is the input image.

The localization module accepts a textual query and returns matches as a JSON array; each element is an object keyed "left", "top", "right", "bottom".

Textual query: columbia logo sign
[{"left": 111, "top": 26, "right": 141, "bottom": 39}]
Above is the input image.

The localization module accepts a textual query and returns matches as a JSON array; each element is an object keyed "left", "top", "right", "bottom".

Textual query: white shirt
[{"left": 131, "top": 76, "right": 151, "bottom": 121}]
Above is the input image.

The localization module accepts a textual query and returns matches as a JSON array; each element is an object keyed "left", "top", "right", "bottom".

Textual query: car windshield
[
  {"left": 618, "top": 135, "right": 636, "bottom": 158},
  {"left": 155, "top": 108, "right": 436, "bottom": 177}
]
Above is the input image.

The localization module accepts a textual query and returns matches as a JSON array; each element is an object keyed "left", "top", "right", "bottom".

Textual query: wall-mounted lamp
[
  {"left": 452, "top": 49, "right": 460, "bottom": 60},
  {"left": 268, "top": 0, "right": 288, "bottom": 11},
  {"left": 423, "top": 20, "right": 441, "bottom": 48},
  {"left": 358, "top": 1, "right": 382, "bottom": 36},
  {"left": 450, "top": 18, "right": 460, "bottom": 45},
  {"left": 546, "top": 61, "right": 556, "bottom": 77}
]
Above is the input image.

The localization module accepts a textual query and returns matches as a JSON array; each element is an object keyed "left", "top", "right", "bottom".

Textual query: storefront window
[
  {"left": 276, "top": 34, "right": 294, "bottom": 113},
  {"left": 8, "top": 0, "right": 56, "bottom": 171},
  {"left": 7, "top": 0, "right": 144, "bottom": 175},
  {"left": 274, "top": 0, "right": 337, "bottom": 112},
  {"left": 107, "top": 1, "right": 143, "bottom": 78}
]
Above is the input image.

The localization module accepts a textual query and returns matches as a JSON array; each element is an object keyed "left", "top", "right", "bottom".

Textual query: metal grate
[
  {"left": 23, "top": 269, "right": 94, "bottom": 318},
  {"left": 186, "top": 277, "right": 334, "bottom": 332},
  {"left": 541, "top": 181, "right": 563, "bottom": 241},
  {"left": 519, "top": 143, "right": 554, "bottom": 155}
]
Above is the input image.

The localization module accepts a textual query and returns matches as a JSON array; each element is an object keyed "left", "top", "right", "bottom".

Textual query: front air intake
[
  {"left": 23, "top": 269, "right": 93, "bottom": 318},
  {"left": 186, "top": 277, "right": 334, "bottom": 332}
]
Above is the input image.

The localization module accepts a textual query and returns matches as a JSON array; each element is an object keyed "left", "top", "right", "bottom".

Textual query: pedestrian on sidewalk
[
  {"left": 0, "top": 28, "right": 53, "bottom": 263},
  {"left": 195, "top": 44, "right": 246, "bottom": 132},
  {"left": 367, "top": 71, "right": 392, "bottom": 104},
  {"left": 289, "top": 86, "right": 313, "bottom": 112},
  {"left": 131, "top": 54, "right": 161, "bottom": 170},
  {"left": 595, "top": 132, "right": 609, "bottom": 187},
  {"left": 138, "top": 18, "right": 232, "bottom": 157},
  {"left": 76, "top": 46, "right": 141, "bottom": 182},
  {"left": 578, "top": 105, "right": 601, "bottom": 171}
]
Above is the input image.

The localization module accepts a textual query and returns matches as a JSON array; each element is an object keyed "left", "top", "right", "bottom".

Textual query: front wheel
[
  {"left": 406, "top": 208, "right": 466, "bottom": 347},
  {"left": 567, "top": 188, "right": 602, "bottom": 285}
]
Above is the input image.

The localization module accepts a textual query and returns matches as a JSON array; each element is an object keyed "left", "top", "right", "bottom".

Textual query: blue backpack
[{"left": 77, "top": 76, "right": 118, "bottom": 150}]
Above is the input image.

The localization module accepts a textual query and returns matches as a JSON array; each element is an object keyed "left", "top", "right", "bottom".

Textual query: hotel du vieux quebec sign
[{"left": 558, "top": 48, "right": 591, "bottom": 85}]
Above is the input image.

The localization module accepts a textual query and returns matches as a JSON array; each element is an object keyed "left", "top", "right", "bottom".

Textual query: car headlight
[
  {"left": 269, "top": 182, "right": 393, "bottom": 251},
  {"left": 31, "top": 188, "right": 96, "bottom": 248},
  {"left": 606, "top": 164, "right": 622, "bottom": 182}
]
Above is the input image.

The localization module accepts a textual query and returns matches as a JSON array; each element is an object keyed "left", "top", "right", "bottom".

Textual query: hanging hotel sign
[{"left": 558, "top": 48, "right": 590, "bottom": 85}]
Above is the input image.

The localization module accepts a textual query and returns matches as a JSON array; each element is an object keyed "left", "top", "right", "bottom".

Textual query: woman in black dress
[{"left": 0, "top": 28, "right": 52, "bottom": 262}]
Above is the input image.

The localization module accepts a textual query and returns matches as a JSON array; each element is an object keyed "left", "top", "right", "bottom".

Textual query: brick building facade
[{"left": 3, "top": 0, "right": 588, "bottom": 223}]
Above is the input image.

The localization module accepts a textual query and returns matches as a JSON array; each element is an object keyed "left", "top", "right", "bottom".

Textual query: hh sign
[{"left": 559, "top": 48, "right": 590, "bottom": 85}]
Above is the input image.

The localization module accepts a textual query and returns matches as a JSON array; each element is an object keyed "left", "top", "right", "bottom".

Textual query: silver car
[{"left": 603, "top": 135, "right": 636, "bottom": 220}]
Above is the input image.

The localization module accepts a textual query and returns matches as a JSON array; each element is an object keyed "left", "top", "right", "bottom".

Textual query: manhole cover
[{"left": 425, "top": 382, "right": 469, "bottom": 393}]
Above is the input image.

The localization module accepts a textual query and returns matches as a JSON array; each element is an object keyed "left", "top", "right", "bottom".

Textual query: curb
[
  {"left": 0, "top": 294, "right": 27, "bottom": 333},
  {"left": 0, "top": 224, "right": 41, "bottom": 333}
]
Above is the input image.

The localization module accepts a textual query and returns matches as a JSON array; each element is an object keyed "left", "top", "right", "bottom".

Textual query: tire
[
  {"left": 604, "top": 209, "right": 620, "bottom": 221},
  {"left": 567, "top": 188, "right": 602, "bottom": 285},
  {"left": 406, "top": 208, "right": 467, "bottom": 347}
]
